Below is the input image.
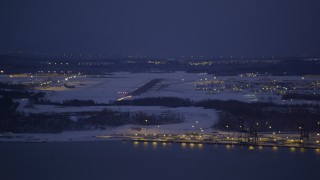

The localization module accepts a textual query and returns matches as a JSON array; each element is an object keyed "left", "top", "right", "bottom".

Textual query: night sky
[{"left": 1, "top": 0, "right": 320, "bottom": 57}]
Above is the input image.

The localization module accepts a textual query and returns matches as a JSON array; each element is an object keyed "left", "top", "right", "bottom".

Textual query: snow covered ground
[
  {"left": 34, "top": 72, "right": 267, "bottom": 103},
  {"left": 2, "top": 72, "right": 320, "bottom": 142},
  {"left": 7, "top": 105, "right": 218, "bottom": 142},
  {"left": 45, "top": 72, "right": 320, "bottom": 104},
  {"left": 4, "top": 72, "right": 320, "bottom": 104}
]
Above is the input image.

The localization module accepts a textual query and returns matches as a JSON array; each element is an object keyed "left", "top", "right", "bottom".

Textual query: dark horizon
[{"left": 1, "top": 0, "right": 320, "bottom": 58}]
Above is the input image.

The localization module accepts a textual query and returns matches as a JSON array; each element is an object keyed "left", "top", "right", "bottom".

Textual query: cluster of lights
[{"left": 48, "top": 62, "right": 69, "bottom": 65}]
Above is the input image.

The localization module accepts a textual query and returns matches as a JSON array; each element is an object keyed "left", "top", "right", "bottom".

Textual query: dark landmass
[
  {"left": 116, "top": 97, "right": 320, "bottom": 132},
  {"left": 1, "top": 54, "right": 320, "bottom": 75},
  {"left": 1, "top": 54, "right": 320, "bottom": 134},
  {"left": 282, "top": 93, "right": 320, "bottom": 101},
  {"left": 0, "top": 96, "right": 184, "bottom": 133}
]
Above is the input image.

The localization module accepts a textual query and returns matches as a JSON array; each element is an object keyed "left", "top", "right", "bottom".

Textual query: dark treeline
[
  {"left": 0, "top": 90, "right": 31, "bottom": 99},
  {"left": 114, "top": 97, "right": 193, "bottom": 107},
  {"left": 0, "top": 82, "right": 27, "bottom": 90},
  {"left": 0, "top": 89, "right": 45, "bottom": 101},
  {"left": 1, "top": 95, "right": 320, "bottom": 133},
  {"left": 282, "top": 93, "right": 320, "bottom": 101},
  {"left": 6, "top": 114, "right": 73, "bottom": 133},
  {"left": 195, "top": 100, "right": 273, "bottom": 116},
  {"left": 77, "top": 109, "right": 183, "bottom": 129},
  {"left": 37, "top": 99, "right": 107, "bottom": 106},
  {"left": 132, "top": 110, "right": 183, "bottom": 125},
  {"left": 2, "top": 55, "right": 320, "bottom": 76},
  {"left": 214, "top": 109, "right": 320, "bottom": 132},
  {"left": 0, "top": 96, "right": 70, "bottom": 133},
  {"left": 0, "top": 96, "right": 19, "bottom": 120},
  {"left": 196, "top": 99, "right": 320, "bottom": 132},
  {"left": 0, "top": 96, "right": 184, "bottom": 133},
  {"left": 62, "top": 99, "right": 96, "bottom": 106},
  {"left": 114, "top": 97, "right": 320, "bottom": 132}
]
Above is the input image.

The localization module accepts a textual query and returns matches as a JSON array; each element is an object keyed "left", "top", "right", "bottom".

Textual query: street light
[
  {"left": 145, "top": 120, "right": 148, "bottom": 136},
  {"left": 191, "top": 125, "right": 195, "bottom": 135}
]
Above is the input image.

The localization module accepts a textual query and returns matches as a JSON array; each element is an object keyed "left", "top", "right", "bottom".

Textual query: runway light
[
  {"left": 290, "top": 147, "right": 296, "bottom": 152},
  {"left": 152, "top": 142, "right": 157, "bottom": 145}
]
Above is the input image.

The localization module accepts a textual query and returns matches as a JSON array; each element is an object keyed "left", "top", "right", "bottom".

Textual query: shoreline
[{"left": 1, "top": 132, "right": 320, "bottom": 151}]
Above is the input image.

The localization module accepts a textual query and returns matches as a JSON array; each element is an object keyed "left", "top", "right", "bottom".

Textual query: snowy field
[
  {"left": 5, "top": 72, "right": 317, "bottom": 103},
  {"left": 3, "top": 72, "right": 318, "bottom": 104},
  {"left": 0, "top": 72, "right": 262, "bottom": 103},
  {"left": 8, "top": 105, "right": 218, "bottom": 142},
  {"left": 2, "top": 72, "right": 320, "bottom": 141}
]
